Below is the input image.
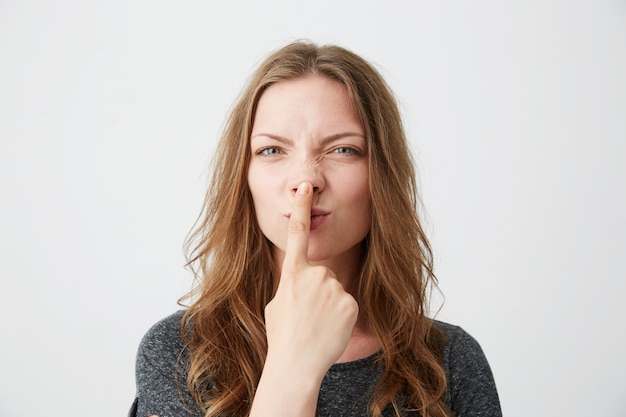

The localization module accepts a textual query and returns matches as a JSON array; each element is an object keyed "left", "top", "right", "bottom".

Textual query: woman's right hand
[
  {"left": 250, "top": 181, "right": 359, "bottom": 417},
  {"left": 265, "top": 181, "right": 359, "bottom": 376}
]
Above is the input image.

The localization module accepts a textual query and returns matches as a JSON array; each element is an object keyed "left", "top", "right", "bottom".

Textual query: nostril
[{"left": 291, "top": 186, "right": 320, "bottom": 194}]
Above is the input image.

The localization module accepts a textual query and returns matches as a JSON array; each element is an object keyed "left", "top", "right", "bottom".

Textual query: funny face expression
[{"left": 247, "top": 75, "right": 371, "bottom": 270}]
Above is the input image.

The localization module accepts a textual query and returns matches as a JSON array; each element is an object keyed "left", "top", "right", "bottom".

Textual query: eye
[
  {"left": 332, "top": 146, "right": 360, "bottom": 155},
  {"left": 256, "top": 147, "right": 283, "bottom": 156}
]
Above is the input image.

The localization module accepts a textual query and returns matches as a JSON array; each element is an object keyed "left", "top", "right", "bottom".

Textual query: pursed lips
[
  {"left": 284, "top": 207, "right": 330, "bottom": 218},
  {"left": 284, "top": 208, "right": 330, "bottom": 230}
]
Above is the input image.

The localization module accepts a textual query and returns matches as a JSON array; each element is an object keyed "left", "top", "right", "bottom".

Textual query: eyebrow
[{"left": 250, "top": 132, "right": 365, "bottom": 147}]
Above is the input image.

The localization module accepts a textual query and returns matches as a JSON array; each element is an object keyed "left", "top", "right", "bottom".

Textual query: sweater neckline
[{"left": 327, "top": 350, "right": 382, "bottom": 372}]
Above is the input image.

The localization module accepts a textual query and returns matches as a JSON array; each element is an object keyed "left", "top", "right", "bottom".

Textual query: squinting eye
[
  {"left": 333, "top": 147, "right": 358, "bottom": 155},
  {"left": 257, "top": 147, "right": 282, "bottom": 156}
]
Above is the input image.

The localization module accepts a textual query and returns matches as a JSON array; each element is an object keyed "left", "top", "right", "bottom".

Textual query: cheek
[
  {"left": 344, "top": 166, "right": 370, "bottom": 204},
  {"left": 247, "top": 163, "right": 268, "bottom": 204},
  {"left": 246, "top": 169, "right": 264, "bottom": 221},
  {"left": 341, "top": 168, "right": 371, "bottom": 226},
  {"left": 247, "top": 165, "right": 281, "bottom": 229}
]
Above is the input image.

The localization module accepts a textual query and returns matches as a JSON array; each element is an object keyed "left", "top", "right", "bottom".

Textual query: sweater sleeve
[
  {"left": 131, "top": 310, "right": 202, "bottom": 417},
  {"left": 440, "top": 323, "right": 502, "bottom": 417}
]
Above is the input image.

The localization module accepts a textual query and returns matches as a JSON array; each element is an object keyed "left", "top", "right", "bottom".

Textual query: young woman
[{"left": 130, "top": 41, "right": 502, "bottom": 417}]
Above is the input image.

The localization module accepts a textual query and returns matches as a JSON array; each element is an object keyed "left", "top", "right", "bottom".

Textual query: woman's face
[{"left": 247, "top": 75, "right": 370, "bottom": 268}]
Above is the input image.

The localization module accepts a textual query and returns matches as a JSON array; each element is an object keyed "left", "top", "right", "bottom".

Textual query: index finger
[{"left": 283, "top": 181, "right": 312, "bottom": 268}]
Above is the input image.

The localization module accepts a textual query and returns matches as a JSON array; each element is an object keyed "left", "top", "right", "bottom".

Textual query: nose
[{"left": 288, "top": 163, "right": 326, "bottom": 195}]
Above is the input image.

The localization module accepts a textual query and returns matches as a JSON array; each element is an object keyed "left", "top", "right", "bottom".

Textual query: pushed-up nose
[{"left": 288, "top": 162, "right": 326, "bottom": 195}]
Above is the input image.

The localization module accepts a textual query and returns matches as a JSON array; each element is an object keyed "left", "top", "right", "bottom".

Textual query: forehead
[{"left": 251, "top": 75, "right": 364, "bottom": 137}]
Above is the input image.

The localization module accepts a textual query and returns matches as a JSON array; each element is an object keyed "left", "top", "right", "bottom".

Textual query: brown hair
[{"left": 182, "top": 41, "right": 450, "bottom": 417}]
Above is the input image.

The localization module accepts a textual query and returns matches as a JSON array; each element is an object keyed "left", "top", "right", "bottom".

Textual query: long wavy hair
[{"left": 181, "top": 41, "right": 450, "bottom": 417}]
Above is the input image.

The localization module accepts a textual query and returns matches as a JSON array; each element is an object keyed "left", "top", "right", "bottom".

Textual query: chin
[{"left": 305, "top": 251, "right": 329, "bottom": 263}]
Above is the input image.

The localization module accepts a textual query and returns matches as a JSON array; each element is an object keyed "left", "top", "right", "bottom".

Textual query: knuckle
[
  {"left": 310, "top": 265, "right": 329, "bottom": 278},
  {"left": 288, "top": 219, "right": 307, "bottom": 233},
  {"left": 342, "top": 296, "right": 359, "bottom": 318},
  {"left": 349, "top": 297, "right": 359, "bottom": 314}
]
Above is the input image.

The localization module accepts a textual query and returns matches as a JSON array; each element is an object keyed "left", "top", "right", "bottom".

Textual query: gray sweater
[{"left": 130, "top": 310, "right": 501, "bottom": 417}]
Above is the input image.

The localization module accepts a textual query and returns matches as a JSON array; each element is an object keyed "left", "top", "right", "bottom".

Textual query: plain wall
[{"left": 1, "top": 1, "right": 625, "bottom": 416}]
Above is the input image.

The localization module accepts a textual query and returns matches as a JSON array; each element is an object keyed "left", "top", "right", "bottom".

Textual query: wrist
[{"left": 249, "top": 354, "right": 325, "bottom": 417}]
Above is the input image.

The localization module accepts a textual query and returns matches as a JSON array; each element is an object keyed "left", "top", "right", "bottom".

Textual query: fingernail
[{"left": 297, "top": 182, "right": 310, "bottom": 195}]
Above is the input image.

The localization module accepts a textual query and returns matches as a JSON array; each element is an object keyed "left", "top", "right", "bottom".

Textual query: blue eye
[
  {"left": 333, "top": 147, "right": 358, "bottom": 155},
  {"left": 257, "top": 147, "right": 282, "bottom": 156}
]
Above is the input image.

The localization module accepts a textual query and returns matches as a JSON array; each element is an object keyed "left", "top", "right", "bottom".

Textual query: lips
[
  {"left": 309, "top": 213, "right": 329, "bottom": 231},
  {"left": 310, "top": 207, "right": 329, "bottom": 217},
  {"left": 285, "top": 208, "right": 330, "bottom": 231}
]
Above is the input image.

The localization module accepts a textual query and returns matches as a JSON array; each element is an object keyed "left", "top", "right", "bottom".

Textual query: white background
[{"left": 1, "top": 1, "right": 625, "bottom": 416}]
